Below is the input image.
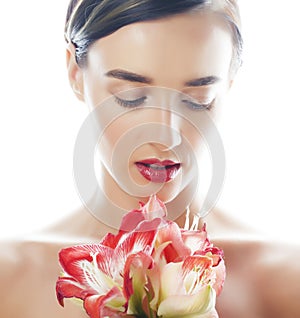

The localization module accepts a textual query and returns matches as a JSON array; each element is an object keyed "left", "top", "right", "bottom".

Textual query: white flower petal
[
  {"left": 157, "top": 285, "right": 216, "bottom": 317},
  {"left": 160, "top": 262, "right": 185, "bottom": 301}
]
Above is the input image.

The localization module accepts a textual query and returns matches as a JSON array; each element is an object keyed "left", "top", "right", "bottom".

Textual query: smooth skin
[{"left": 1, "top": 12, "right": 300, "bottom": 318}]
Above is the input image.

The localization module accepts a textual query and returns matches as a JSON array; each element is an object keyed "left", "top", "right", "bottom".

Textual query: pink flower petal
[
  {"left": 119, "top": 210, "right": 146, "bottom": 232},
  {"left": 181, "top": 228, "right": 209, "bottom": 255},
  {"left": 182, "top": 255, "right": 213, "bottom": 279},
  {"left": 211, "top": 259, "right": 226, "bottom": 296},
  {"left": 59, "top": 244, "right": 114, "bottom": 285},
  {"left": 182, "top": 255, "right": 225, "bottom": 296},
  {"left": 118, "top": 195, "right": 167, "bottom": 232},
  {"left": 100, "top": 232, "right": 123, "bottom": 249},
  {"left": 135, "top": 217, "right": 165, "bottom": 233},
  {"left": 113, "top": 230, "right": 156, "bottom": 276},
  {"left": 84, "top": 286, "right": 125, "bottom": 318},
  {"left": 141, "top": 194, "right": 167, "bottom": 220},
  {"left": 157, "top": 221, "right": 191, "bottom": 262},
  {"left": 123, "top": 252, "right": 153, "bottom": 303},
  {"left": 56, "top": 276, "right": 93, "bottom": 306}
]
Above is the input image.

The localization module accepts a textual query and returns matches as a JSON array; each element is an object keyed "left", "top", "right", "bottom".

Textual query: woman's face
[{"left": 70, "top": 11, "right": 233, "bottom": 216}]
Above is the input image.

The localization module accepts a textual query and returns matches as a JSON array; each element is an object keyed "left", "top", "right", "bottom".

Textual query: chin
[{"left": 154, "top": 181, "right": 182, "bottom": 203}]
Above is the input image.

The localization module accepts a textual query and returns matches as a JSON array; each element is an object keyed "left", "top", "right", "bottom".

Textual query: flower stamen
[{"left": 81, "top": 252, "right": 112, "bottom": 294}]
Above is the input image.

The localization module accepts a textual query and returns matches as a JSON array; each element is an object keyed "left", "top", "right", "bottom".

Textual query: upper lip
[{"left": 136, "top": 158, "right": 180, "bottom": 167}]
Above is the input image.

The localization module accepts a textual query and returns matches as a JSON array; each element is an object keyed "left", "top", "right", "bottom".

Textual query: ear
[{"left": 66, "top": 43, "right": 85, "bottom": 102}]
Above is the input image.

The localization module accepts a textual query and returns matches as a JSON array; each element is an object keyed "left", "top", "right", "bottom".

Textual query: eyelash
[
  {"left": 181, "top": 99, "right": 214, "bottom": 111},
  {"left": 114, "top": 96, "right": 214, "bottom": 110},
  {"left": 114, "top": 96, "right": 147, "bottom": 108}
]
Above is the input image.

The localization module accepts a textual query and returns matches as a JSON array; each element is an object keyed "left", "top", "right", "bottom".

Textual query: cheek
[
  {"left": 181, "top": 123, "right": 203, "bottom": 154},
  {"left": 82, "top": 67, "right": 113, "bottom": 110},
  {"left": 176, "top": 108, "right": 218, "bottom": 154},
  {"left": 98, "top": 107, "right": 218, "bottom": 163},
  {"left": 98, "top": 116, "right": 133, "bottom": 166}
]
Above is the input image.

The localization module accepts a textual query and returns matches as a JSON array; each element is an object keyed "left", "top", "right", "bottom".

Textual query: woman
[{"left": 0, "top": 1, "right": 299, "bottom": 317}]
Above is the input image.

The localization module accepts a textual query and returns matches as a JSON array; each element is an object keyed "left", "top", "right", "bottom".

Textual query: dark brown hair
[{"left": 65, "top": 0, "right": 243, "bottom": 70}]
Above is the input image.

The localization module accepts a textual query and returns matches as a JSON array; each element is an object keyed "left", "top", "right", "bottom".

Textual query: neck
[
  {"left": 97, "top": 164, "right": 206, "bottom": 228},
  {"left": 48, "top": 163, "right": 211, "bottom": 241}
]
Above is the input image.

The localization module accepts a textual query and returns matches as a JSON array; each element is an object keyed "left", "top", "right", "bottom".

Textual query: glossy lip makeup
[{"left": 135, "top": 158, "right": 181, "bottom": 183}]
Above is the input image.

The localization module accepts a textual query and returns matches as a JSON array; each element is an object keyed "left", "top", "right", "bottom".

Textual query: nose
[
  {"left": 148, "top": 122, "right": 182, "bottom": 151},
  {"left": 149, "top": 91, "right": 182, "bottom": 150}
]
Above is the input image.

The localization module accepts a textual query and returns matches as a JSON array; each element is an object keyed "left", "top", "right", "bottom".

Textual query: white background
[{"left": 0, "top": 1, "right": 299, "bottom": 240}]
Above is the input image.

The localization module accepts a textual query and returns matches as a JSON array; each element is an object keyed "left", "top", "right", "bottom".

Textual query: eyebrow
[
  {"left": 105, "top": 68, "right": 220, "bottom": 87},
  {"left": 105, "top": 69, "right": 153, "bottom": 84},
  {"left": 184, "top": 76, "right": 221, "bottom": 87}
]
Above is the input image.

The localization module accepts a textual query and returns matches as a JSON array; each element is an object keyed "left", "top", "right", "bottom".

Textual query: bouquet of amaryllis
[{"left": 56, "top": 195, "right": 225, "bottom": 318}]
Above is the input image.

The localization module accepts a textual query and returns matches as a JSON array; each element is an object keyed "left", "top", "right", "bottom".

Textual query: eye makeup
[
  {"left": 114, "top": 95, "right": 147, "bottom": 108},
  {"left": 110, "top": 84, "right": 216, "bottom": 111},
  {"left": 182, "top": 98, "right": 215, "bottom": 111}
]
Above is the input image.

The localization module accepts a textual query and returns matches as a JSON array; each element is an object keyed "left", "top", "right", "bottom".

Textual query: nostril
[
  {"left": 160, "top": 144, "right": 178, "bottom": 152},
  {"left": 143, "top": 122, "right": 182, "bottom": 151},
  {"left": 148, "top": 142, "right": 167, "bottom": 150},
  {"left": 149, "top": 135, "right": 181, "bottom": 151}
]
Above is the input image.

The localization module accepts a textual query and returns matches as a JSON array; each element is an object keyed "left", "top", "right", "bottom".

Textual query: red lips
[{"left": 135, "top": 158, "right": 181, "bottom": 183}]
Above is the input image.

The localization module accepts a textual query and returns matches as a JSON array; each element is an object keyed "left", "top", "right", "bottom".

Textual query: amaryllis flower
[
  {"left": 56, "top": 230, "right": 157, "bottom": 317},
  {"left": 56, "top": 195, "right": 225, "bottom": 318}
]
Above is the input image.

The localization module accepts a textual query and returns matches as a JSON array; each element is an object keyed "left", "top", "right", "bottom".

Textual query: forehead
[{"left": 87, "top": 12, "right": 233, "bottom": 81}]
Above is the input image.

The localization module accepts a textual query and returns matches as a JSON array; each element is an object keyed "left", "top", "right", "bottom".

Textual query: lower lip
[{"left": 135, "top": 162, "right": 181, "bottom": 183}]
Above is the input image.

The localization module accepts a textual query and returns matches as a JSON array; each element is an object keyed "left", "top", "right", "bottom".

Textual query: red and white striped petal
[
  {"left": 58, "top": 244, "right": 114, "bottom": 284},
  {"left": 84, "top": 286, "right": 126, "bottom": 318},
  {"left": 56, "top": 276, "right": 92, "bottom": 306},
  {"left": 113, "top": 229, "right": 157, "bottom": 279},
  {"left": 157, "top": 221, "right": 191, "bottom": 262}
]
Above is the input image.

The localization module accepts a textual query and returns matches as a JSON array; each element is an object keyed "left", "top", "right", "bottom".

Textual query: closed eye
[
  {"left": 182, "top": 99, "right": 214, "bottom": 111},
  {"left": 114, "top": 95, "right": 147, "bottom": 108}
]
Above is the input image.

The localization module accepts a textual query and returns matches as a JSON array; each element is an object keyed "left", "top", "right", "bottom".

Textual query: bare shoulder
[
  {"left": 0, "top": 233, "right": 63, "bottom": 277},
  {"left": 214, "top": 234, "right": 300, "bottom": 318},
  {"left": 0, "top": 236, "right": 60, "bottom": 316},
  {"left": 0, "top": 238, "right": 24, "bottom": 297},
  {"left": 203, "top": 208, "right": 300, "bottom": 317},
  {"left": 0, "top": 234, "right": 88, "bottom": 318},
  {"left": 254, "top": 238, "right": 300, "bottom": 317},
  {"left": 0, "top": 237, "right": 48, "bottom": 292}
]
